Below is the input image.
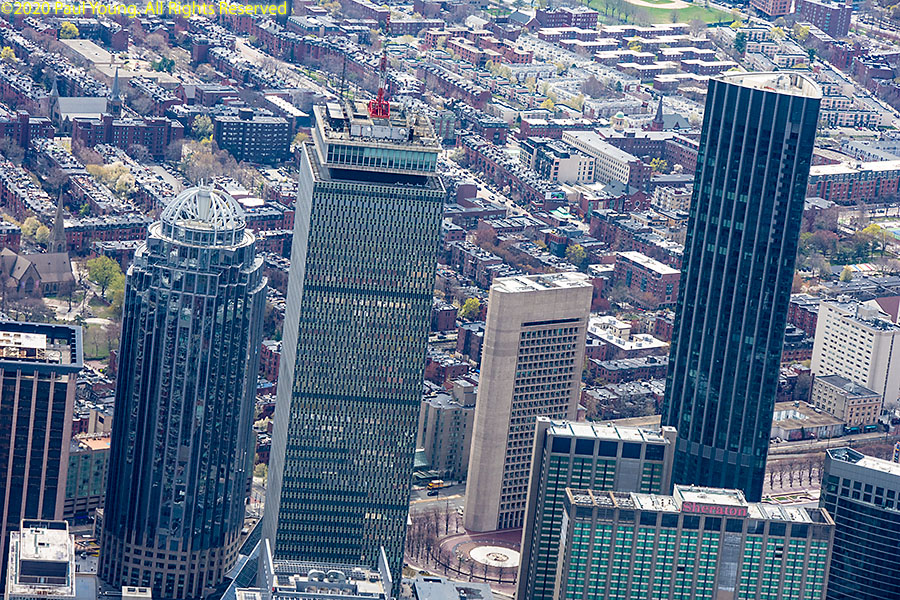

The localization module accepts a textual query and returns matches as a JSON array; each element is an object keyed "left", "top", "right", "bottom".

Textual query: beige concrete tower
[{"left": 464, "top": 273, "right": 592, "bottom": 532}]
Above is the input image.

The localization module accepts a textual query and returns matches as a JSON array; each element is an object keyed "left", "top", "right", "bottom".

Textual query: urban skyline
[{"left": 2, "top": 0, "right": 900, "bottom": 594}]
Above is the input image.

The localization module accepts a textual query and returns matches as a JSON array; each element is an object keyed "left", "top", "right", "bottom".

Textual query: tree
[
  {"left": 581, "top": 75, "right": 604, "bottom": 98},
  {"left": 566, "top": 244, "right": 587, "bottom": 269},
  {"left": 793, "top": 23, "right": 810, "bottom": 41},
  {"left": 840, "top": 266, "right": 854, "bottom": 282},
  {"left": 734, "top": 31, "right": 747, "bottom": 54},
  {"left": 59, "top": 22, "right": 79, "bottom": 39},
  {"left": 253, "top": 463, "right": 268, "bottom": 481},
  {"left": 689, "top": 19, "right": 706, "bottom": 36},
  {"left": 86, "top": 256, "right": 123, "bottom": 298},
  {"left": 34, "top": 225, "right": 50, "bottom": 246},
  {"left": 568, "top": 93, "right": 585, "bottom": 111},
  {"left": 293, "top": 131, "right": 309, "bottom": 146},
  {"left": 190, "top": 115, "right": 214, "bottom": 141},
  {"left": 650, "top": 158, "right": 669, "bottom": 173},
  {"left": 540, "top": 97, "right": 555, "bottom": 111},
  {"left": 0, "top": 137, "right": 24, "bottom": 164},
  {"left": 152, "top": 57, "right": 175, "bottom": 73},
  {"left": 808, "top": 48, "right": 816, "bottom": 64},
  {"left": 459, "top": 298, "right": 481, "bottom": 321},
  {"left": 770, "top": 26, "right": 785, "bottom": 40},
  {"left": 21, "top": 216, "right": 40, "bottom": 238},
  {"left": 0, "top": 46, "right": 16, "bottom": 63},
  {"left": 627, "top": 40, "right": 642, "bottom": 52}
]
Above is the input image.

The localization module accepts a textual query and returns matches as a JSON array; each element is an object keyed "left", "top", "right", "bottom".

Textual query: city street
[{"left": 410, "top": 483, "right": 467, "bottom": 516}]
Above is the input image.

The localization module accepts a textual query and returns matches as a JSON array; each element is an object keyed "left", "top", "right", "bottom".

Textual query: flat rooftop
[
  {"left": 493, "top": 272, "right": 591, "bottom": 293},
  {"left": 567, "top": 485, "right": 831, "bottom": 524},
  {"left": 618, "top": 251, "right": 679, "bottom": 275},
  {"left": 7, "top": 521, "right": 74, "bottom": 598},
  {"left": 719, "top": 72, "right": 822, "bottom": 99},
  {"left": 828, "top": 447, "right": 900, "bottom": 478},
  {"left": 542, "top": 417, "right": 670, "bottom": 444},
  {"left": 0, "top": 323, "right": 81, "bottom": 369}
]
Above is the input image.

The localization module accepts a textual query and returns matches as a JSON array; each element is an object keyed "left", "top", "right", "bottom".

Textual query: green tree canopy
[
  {"left": 840, "top": 266, "right": 853, "bottom": 282},
  {"left": 734, "top": 31, "right": 747, "bottom": 54},
  {"left": 566, "top": 244, "right": 587, "bottom": 268},
  {"left": 191, "top": 115, "right": 214, "bottom": 141},
  {"left": 21, "top": 216, "right": 40, "bottom": 238},
  {"left": 459, "top": 297, "right": 481, "bottom": 321},
  {"left": 60, "top": 22, "right": 79, "bottom": 39},
  {"left": 87, "top": 256, "right": 123, "bottom": 298}
]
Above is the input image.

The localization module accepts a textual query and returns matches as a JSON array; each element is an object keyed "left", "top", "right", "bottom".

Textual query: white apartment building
[
  {"left": 562, "top": 130, "right": 649, "bottom": 189},
  {"left": 811, "top": 300, "right": 900, "bottom": 409},
  {"left": 464, "top": 273, "right": 592, "bottom": 532}
]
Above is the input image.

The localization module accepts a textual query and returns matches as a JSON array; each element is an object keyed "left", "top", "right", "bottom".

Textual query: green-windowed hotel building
[
  {"left": 662, "top": 73, "right": 822, "bottom": 501},
  {"left": 517, "top": 418, "right": 676, "bottom": 600},
  {"left": 262, "top": 100, "right": 444, "bottom": 582},
  {"left": 556, "top": 486, "right": 833, "bottom": 600}
]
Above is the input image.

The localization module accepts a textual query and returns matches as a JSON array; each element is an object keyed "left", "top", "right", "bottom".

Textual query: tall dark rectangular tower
[
  {"left": 0, "top": 322, "right": 81, "bottom": 591},
  {"left": 662, "top": 73, "right": 821, "bottom": 502},
  {"left": 263, "top": 101, "right": 444, "bottom": 580}
]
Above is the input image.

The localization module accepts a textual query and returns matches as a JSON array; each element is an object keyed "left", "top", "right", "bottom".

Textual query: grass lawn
[{"left": 591, "top": 0, "right": 730, "bottom": 23}]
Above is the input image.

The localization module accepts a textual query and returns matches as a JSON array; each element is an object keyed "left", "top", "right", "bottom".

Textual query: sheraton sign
[{"left": 681, "top": 502, "right": 748, "bottom": 518}]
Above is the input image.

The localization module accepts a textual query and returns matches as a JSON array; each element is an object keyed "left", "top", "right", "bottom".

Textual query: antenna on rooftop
[{"left": 367, "top": 50, "right": 390, "bottom": 119}]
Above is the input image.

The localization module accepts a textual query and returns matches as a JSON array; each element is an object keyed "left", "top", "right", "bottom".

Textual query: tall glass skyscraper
[
  {"left": 99, "top": 186, "right": 266, "bottom": 599},
  {"left": 662, "top": 73, "right": 821, "bottom": 501},
  {"left": 821, "top": 447, "right": 900, "bottom": 600},
  {"left": 262, "top": 101, "right": 444, "bottom": 580}
]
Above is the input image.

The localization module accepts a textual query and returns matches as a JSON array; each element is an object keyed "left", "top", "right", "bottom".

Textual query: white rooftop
[
  {"left": 719, "top": 72, "right": 823, "bottom": 99},
  {"left": 493, "top": 272, "right": 591, "bottom": 293}
]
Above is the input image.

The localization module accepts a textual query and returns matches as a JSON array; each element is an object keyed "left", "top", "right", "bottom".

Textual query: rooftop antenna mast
[{"left": 367, "top": 50, "right": 390, "bottom": 119}]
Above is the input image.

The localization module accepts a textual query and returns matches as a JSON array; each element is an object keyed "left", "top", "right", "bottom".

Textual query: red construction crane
[{"left": 368, "top": 50, "right": 390, "bottom": 120}]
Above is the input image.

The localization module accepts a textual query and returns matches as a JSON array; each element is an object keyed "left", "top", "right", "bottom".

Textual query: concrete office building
[
  {"left": 263, "top": 100, "right": 444, "bottom": 582},
  {"left": 563, "top": 131, "right": 650, "bottom": 189},
  {"left": 662, "top": 73, "right": 821, "bottom": 502},
  {"left": 517, "top": 419, "right": 676, "bottom": 600},
  {"left": 99, "top": 186, "right": 267, "bottom": 599},
  {"left": 557, "top": 486, "right": 834, "bottom": 600},
  {"left": 811, "top": 374, "right": 882, "bottom": 428},
  {"left": 821, "top": 447, "right": 900, "bottom": 600},
  {"left": 5, "top": 520, "right": 75, "bottom": 600},
  {"left": 0, "top": 323, "right": 81, "bottom": 593},
  {"left": 811, "top": 300, "right": 900, "bottom": 408},
  {"left": 416, "top": 381, "right": 476, "bottom": 481},
  {"left": 465, "top": 273, "right": 592, "bottom": 532}
]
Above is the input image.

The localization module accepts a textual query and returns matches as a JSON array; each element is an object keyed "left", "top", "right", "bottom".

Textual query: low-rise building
[
  {"left": 63, "top": 435, "right": 109, "bottom": 520},
  {"left": 812, "top": 374, "right": 882, "bottom": 428},
  {"left": 771, "top": 400, "right": 845, "bottom": 440},
  {"left": 612, "top": 250, "right": 680, "bottom": 309}
]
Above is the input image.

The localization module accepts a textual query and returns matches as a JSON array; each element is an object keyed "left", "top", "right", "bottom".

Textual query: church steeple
[
  {"left": 650, "top": 96, "right": 664, "bottom": 131},
  {"left": 50, "top": 192, "right": 67, "bottom": 254},
  {"left": 108, "top": 67, "right": 122, "bottom": 117}
]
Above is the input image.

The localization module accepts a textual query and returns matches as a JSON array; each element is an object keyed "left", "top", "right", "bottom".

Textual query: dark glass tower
[
  {"left": 263, "top": 100, "right": 444, "bottom": 581},
  {"left": 662, "top": 73, "right": 821, "bottom": 502},
  {"left": 820, "top": 447, "right": 900, "bottom": 600},
  {"left": 0, "top": 322, "right": 81, "bottom": 592},
  {"left": 99, "top": 186, "right": 266, "bottom": 599}
]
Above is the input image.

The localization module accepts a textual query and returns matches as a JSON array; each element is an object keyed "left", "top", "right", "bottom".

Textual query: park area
[{"left": 590, "top": 0, "right": 730, "bottom": 24}]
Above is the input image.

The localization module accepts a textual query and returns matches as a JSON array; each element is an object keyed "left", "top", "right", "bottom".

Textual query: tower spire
[
  {"left": 50, "top": 192, "right": 67, "bottom": 254},
  {"left": 650, "top": 96, "right": 665, "bottom": 131},
  {"left": 111, "top": 67, "right": 120, "bottom": 101}
]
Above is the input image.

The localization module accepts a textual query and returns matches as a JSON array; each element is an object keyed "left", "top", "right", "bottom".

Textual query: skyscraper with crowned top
[{"left": 99, "top": 185, "right": 266, "bottom": 600}]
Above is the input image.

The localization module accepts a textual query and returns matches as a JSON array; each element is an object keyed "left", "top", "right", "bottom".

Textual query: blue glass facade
[
  {"left": 99, "top": 187, "right": 267, "bottom": 600},
  {"left": 264, "top": 102, "right": 444, "bottom": 581},
  {"left": 662, "top": 74, "right": 821, "bottom": 501}
]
